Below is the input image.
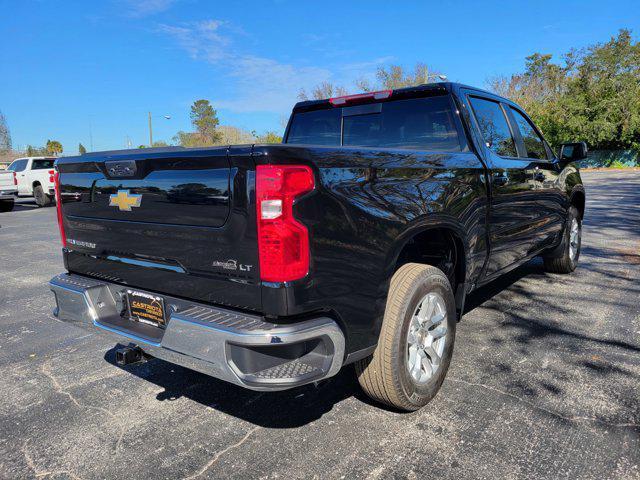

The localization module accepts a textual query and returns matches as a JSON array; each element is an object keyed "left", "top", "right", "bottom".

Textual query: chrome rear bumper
[
  {"left": 0, "top": 190, "right": 17, "bottom": 200},
  {"left": 49, "top": 273, "right": 345, "bottom": 391}
]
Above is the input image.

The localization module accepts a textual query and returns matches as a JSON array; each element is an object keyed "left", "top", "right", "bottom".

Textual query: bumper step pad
[{"left": 254, "top": 361, "right": 319, "bottom": 380}]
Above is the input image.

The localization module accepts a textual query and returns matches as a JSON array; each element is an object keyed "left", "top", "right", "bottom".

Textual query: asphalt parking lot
[{"left": 0, "top": 171, "right": 638, "bottom": 479}]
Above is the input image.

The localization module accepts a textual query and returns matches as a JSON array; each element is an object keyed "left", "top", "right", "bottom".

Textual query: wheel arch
[
  {"left": 570, "top": 187, "right": 585, "bottom": 219},
  {"left": 386, "top": 217, "right": 469, "bottom": 314}
]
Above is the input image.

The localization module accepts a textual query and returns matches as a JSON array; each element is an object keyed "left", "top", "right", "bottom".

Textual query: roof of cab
[{"left": 291, "top": 82, "right": 510, "bottom": 113}]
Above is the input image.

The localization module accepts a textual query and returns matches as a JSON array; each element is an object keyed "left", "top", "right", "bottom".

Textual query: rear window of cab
[
  {"left": 286, "top": 95, "right": 466, "bottom": 152},
  {"left": 32, "top": 159, "right": 56, "bottom": 169}
]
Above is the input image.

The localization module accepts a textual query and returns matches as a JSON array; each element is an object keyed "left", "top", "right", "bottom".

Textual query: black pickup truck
[{"left": 49, "top": 82, "right": 586, "bottom": 411}]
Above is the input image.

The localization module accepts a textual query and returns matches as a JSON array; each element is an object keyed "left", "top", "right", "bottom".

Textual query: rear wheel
[
  {"left": 0, "top": 199, "right": 14, "bottom": 212},
  {"left": 34, "top": 185, "right": 51, "bottom": 207},
  {"left": 355, "top": 263, "right": 456, "bottom": 411},
  {"left": 543, "top": 206, "right": 581, "bottom": 273}
]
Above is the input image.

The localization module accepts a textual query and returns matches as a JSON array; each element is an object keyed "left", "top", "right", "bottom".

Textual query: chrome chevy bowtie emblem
[{"left": 109, "top": 190, "right": 142, "bottom": 211}]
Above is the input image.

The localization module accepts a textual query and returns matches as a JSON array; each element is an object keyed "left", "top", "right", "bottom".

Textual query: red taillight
[
  {"left": 12, "top": 172, "right": 17, "bottom": 185},
  {"left": 53, "top": 171, "right": 66, "bottom": 247},
  {"left": 329, "top": 89, "right": 392, "bottom": 106},
  {"left": 256, "top": 165, "right": 314, "bottom": 282},
  {"left": 49, "top": 169, "right": 55, "bottom": 183}
]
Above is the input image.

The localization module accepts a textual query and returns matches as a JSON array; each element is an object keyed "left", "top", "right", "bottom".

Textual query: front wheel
[
  {"left": 355, "top": 263, "right": 456, "bottom": 411},
  {"left": 543, "top": 206, "right": 581, "bottom": 273}
]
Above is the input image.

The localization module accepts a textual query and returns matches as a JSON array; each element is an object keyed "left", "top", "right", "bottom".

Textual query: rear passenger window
[
  {"left": 469, "top": 97, "right": 517, "bottom": 157},
  {"left": 510, "top": 108, "right": 548, "bottom": 160}
]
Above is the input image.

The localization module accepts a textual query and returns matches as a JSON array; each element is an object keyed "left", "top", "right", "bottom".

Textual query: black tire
[
  {"left": 543, "top": 206, "right": 581, "bottom": 273},
  {"left": 355, "top": 263, "right": 456, "bottom": 411},
  {"left": 34, "top": 185, "right": 51, "bottom": 207},
  {"left": 0, "top": 199, "right": 14, "bottom": 212}
]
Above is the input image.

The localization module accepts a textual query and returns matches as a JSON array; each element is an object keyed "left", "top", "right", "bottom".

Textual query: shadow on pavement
[
  {"left": 104, "top": 347, "right": 371, "bottom": 428},
  {"left": 465, "top": 258, "right": 640, "bottom": 355},
  {"left": 3, "top": 199, "right": 52, "bottom": 212},
  {"left": 11, "top": 204, "right": 39, "bottom": 212}
]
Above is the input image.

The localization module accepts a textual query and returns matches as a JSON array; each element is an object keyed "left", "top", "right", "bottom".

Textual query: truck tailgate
[
  {"left": 0, "top": 171, "right": 15, "bottom": 190},
  {"left": 56, "top": 146, "right": 261, "bottom": 311}
]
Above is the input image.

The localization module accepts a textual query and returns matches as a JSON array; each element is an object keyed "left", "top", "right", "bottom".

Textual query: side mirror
[{"left": 559, "top": 142, "right": 588, "bottom": 161}]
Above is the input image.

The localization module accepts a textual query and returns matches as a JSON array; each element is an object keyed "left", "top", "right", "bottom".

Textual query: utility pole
[
  {"left": 147, "top": 113, "right": 170, "bottom": 148},
  {"left": 89, "top": 117, "right": 94, "bottom": 152},
  {"left": 148, "top": 112, "right": 153, "bottom": 147}
]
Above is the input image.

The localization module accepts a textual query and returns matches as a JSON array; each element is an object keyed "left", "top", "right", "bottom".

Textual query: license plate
[{"left": 126, "top": 290, "right": 166, "bottom": 327}]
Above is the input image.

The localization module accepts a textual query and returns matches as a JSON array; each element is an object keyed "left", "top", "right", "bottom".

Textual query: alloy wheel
[
  {"left": 569, "top": 218, "right": 580, "bottom": 261},
  {"left": 406, "top": 292, "right": 448, "bottom": 385}
]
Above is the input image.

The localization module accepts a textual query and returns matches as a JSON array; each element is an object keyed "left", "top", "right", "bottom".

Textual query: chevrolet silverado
[
  {"left": 49, "top": 82, "right": 587, "bottom": 410},
  {"left": 8, "top": 156, "right": 57, "bottom": 207}
]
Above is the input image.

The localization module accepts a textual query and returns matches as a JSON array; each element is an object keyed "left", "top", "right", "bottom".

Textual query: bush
[{"left": 609, "top": 160, "right": 629, "bottom": 169}]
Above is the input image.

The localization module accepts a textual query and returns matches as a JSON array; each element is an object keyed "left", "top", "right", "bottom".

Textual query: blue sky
[{"left": 1, "top": 0, "right": 638, "bottom": 153}]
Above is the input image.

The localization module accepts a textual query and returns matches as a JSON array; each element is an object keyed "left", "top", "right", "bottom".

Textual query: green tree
[
  {"left": 173, "top": 131, "right": 200, "bottom": 148},
  {"left": 151, "top": 140, "right": 169, "bottom": 147},
  {"left": 216, "top": 125, "right": 255, "bottom": 145},
  {"left": 174, "top": 100, "right": 222, "bottom": 147},
  {"left": 299, "top": 63, "right": 443, "bottom": 100},
  {"left": 488, "top": 53, "right": 569, "bottom": 147},
  {"left": 26, "top": 145, "right": 46, "bottom": 156},
  {"left": 78, "top": 143, "right": 87, "bottom": 155},
  {"left": 358, "top": 63, "right": 441, "bottom": 91},
  {"left": 563, "top": 29, "right": 640, "bottom": 152},
  {"left": 298, "top": 82, "right": 348, "bottom": 101},
  {"left": 488, "top": 29, "right": 640, "bottom": 161},
  {"left": 190, "top": 99, "right": 221, "bottom": 144},
  {"left": 0, "top": 110, "right": 11, "bottom": 151},
  {"left": 255, "top": 131, "right": 283, "bottom": 143},
  {"left": 45, "top": 139, "right": 63, "bottom": 156}
]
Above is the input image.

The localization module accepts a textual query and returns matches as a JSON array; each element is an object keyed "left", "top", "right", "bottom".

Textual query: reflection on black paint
[
  {"left": 166, "top": 183, "right": 226, "bottom": 205},
  {"left": 285, "top": 146, "right": 489, "bottom": 352},
  {"left": 61, "top": 169, "right": 230, "bottom": 228}
]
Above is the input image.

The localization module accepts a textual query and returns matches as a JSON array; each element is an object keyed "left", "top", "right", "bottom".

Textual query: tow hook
[{"left": 115, "top": 345, "right": 145, "bottom": 366}]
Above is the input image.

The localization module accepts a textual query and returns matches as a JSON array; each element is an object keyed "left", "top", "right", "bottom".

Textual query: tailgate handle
[{"left": 105, "top": 160, "right": 137, "bottom": 177}]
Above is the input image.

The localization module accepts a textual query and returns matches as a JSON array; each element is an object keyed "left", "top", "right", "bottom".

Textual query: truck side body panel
[{"left": 256, "top": 144, "right": 488, "bottom": 353}]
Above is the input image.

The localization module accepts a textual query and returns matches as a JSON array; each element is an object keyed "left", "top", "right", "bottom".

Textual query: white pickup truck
[
  {"left": 0, "top": 169, "right": 18, "bottom": 212},
  {"left": 7, "top": 157, "right": 57, "bottom": 207}
]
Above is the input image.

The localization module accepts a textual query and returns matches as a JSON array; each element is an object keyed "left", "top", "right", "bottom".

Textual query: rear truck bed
[{"left": 49, "top": 144, "right": 347, "bottom": 389}]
